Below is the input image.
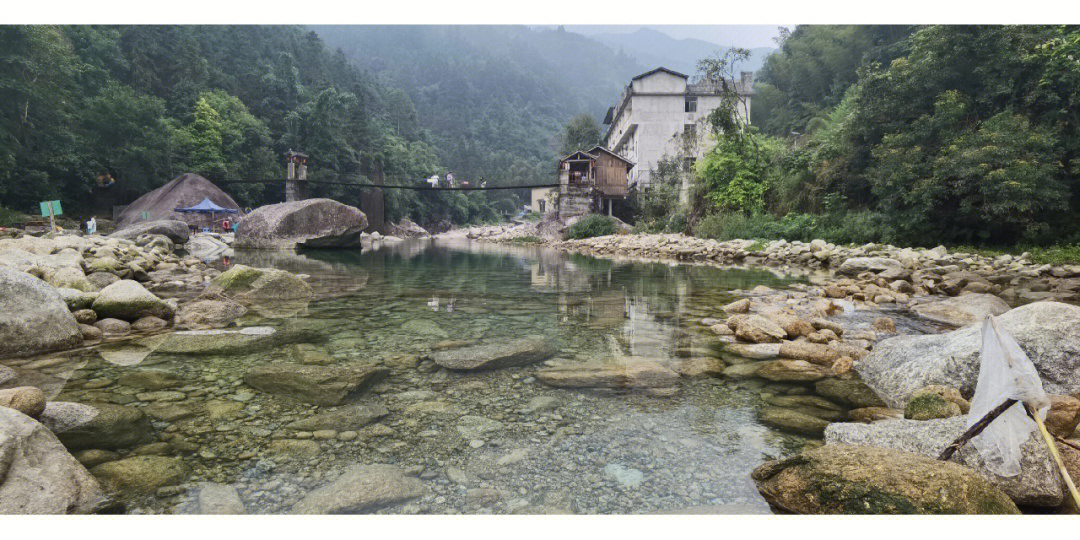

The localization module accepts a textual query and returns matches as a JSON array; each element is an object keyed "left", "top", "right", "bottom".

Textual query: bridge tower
[{"left": 285, "top": 150, "right": 308, "bottom": 202}]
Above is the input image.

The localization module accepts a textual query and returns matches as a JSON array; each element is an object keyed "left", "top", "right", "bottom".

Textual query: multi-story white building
[{"left": 601, "top": 67, "right": 754, "bottom": 202}]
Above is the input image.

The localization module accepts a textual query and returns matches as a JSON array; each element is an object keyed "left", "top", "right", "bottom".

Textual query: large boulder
[
  {"left": 114, "top": 172, "right": 241, "bottom": 230},
  {"left": 243, "top": 364, "right": 388, "bottom": 406},
  {"left": 0, "top": 407, "right": 105, "bottom": 514},
  {"left": 109, "top": 219, "right": 190, "bottom": 244},
  {"left": 39, "top": 402, "right": 154, "bottom": 451},
  {"left": 235, "top": 199, "right": 368, "bottom": 250},
  {"left": 751, "top": 444, "right": 1019, "bottom": 514},
  {"left": 0, "top": 267, "right": 83, "bottom": 357},
  {"left": 857, "top": 301, "right": 1080, "bottom": 407},
  {"left": 175, "top": 295, "right": 247, "bottom": 330},
  {"left": 92, "top": 279, "right": 174, "bottom": 321},
  {"left": 210, "top": 264, "right": 312, "bottom": 301},
  {"left": 836, "top": 256, "right": 904, "bottom": 276},
  {"left": 291, "top": 464, "right": 424, "bottom": 514},
  {"left": 911, "top": 294, "right": 1010, "bottom": 327},
  {"left": 825, "top": 416, "right": 1062, "bottom": 507},
  {"left": 430, "top": 338, "right": 555, "bottom": 371}
]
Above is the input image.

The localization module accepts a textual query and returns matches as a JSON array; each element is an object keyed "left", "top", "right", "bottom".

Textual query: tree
[{"left": 558, "top": 113, "right": 601, "bottom": 155}]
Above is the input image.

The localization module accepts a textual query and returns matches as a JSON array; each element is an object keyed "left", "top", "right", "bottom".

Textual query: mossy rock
[
  {"left": 211, "top": 264, "right": 264, "bottom": 291},
  {"left": 758, "top": 406, "right": 831, "bottom": 436},
  {"left": 211, "top": 264, "right": 312, "bottom": 301},
  {"left": 904, "top": 392, "right": 961, "bottom": 420},
  {"left": 752, "top": 444, "right": 1020, "bottom": 514}
]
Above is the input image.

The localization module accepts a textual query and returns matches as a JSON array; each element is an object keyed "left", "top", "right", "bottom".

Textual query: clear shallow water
[{"left": 10, "top": 239, "right": 828, "bottom": 514}]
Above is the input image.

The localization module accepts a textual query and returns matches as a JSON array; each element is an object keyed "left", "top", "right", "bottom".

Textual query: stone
[
  {"left": 156, "top": 326, "right": 314, "bottom": 356},
  {"left": 872, "top": 316, "right": 896, "bottom": 334},
  {"left": 211, "top": 264, "right": 313, "bottom": 301},
  {"left": 235, "top": 199, "right": 368, "bottom": 250},
  {"left": 131, "top": 315, "right": 168, "bottom": 332},
  {"left": 825, "top": 417, "right": 1063, "bottom": 507},
  {"left": 198, "top": 483, "right": 245, "bottom": 514},
  {"left": 758, "top": 406, "right": 831, "bottom": 436},
  {"left": 752, "top": 444, "right": 1019, "bottom": 514},
  {"left": 858, "top": 302, "right": 1080, "bottom": 408},
  {"left": 0, "top": 267, "right": 82, "bottom": 357},
  {"left": 848, "top": 407, "right": 904, "bottom": 423},
  {"left": 674, "top": 357, "right": 725, "bottom": 378},
  {"left": 602, "top": 463, "right": 645, "bottom": 488},
  {"left": 732, "top": 315, "right": 786, "bottom": 343},
  {"left": 92, "top": 280, "right": 174, "bottom": 321},
  {"left": 1046, "top": 394, "right": 1080, "bottom": 438},
  {"left": 90, "top": 456, "right": 189, "bottom": 495},
  {"left": 73, "top": 449, "right": 119, "bottom": 469},
  {"left": 109, "top": 219, "right": 190, "bottom": 244},
  {"left": 286, "top": 403, "right": 389, "bottom": 432},
  {"left": 457, "top": 415, "right": 503, "bottom": 439},
  {"left": 93, "top": 318, "right": 131, "bottom": 336},
  {"left": 756, "top": 360, "right": 829, "bottom": 382},
  {"left": 536, "top": 361, "right": 678, "bottom": 390},
  {"left": 721, "top": 342, "right": 780, "bottom": 359},
  {"left": 243, "top": 363, "right": 388, "bottom": 406},
  {"left": 118, "top": 369, "right": 183, "bottom": 391},
  {"left": 778, "top": 341, "right": 838, "bottom": 366},
  {"left": 837, "top": 257, "right": 904, "bottom": 276},
  {"left": 39, "top": 401, "right": 153, "bottom": 451},
  {"left": 0, "top": 386, "right": 47, "bottom": 418},
  {"left": 814, "top": 378, "right": 887, "bottom": 408},
  {"left": 267, "top": 439, "right": 320, "bottom": 459},
  {"left": 722, "top": 298, "right": 750, "bottom": 313},
  {"left": 79, "top": 324, "right": 103, "bottom": 341},
  {"left": 904, "top": 393, "right": 961, "bottom": 420},
  {"left": 73, "top": 309, "right": 97, "bottom": 324},
  {"left": 0, "top": 407, "right": 105, "bottom": 514},
  {"left": 87, "top": 272, "right": 119, "bottom": 290},
  {"left": 291, "top": 464, "right": 424, "bottom": 514},
  {"left": 911, "top": 294, "right": 1010, "bottom": 327},
  {"left": 430, "top": 338, "right": 556, "bottom": 371},
  {"left": 175, "top": 296, "right": 247, "bottom": 330},
  {"left": 58, "top": 288, "right": 98, "bottom": 311}
]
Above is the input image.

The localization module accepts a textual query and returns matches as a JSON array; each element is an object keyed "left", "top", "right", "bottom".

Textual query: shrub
[
  {"left": 0, "top": 207, "right": 27, "bottom": 228},
  {"left": 564, "top": 214, "right": 618, "bottom": 240}
]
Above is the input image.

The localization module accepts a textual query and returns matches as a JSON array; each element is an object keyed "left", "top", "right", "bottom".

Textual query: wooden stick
[
  {"left": 1024, "top": 403, "right": 1080, "bottom": 509},
  {"left": 938, "top": 398, "right": 1018, "bottom": 461}
]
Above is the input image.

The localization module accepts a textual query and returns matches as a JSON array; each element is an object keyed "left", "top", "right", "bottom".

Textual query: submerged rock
[
  {"left": 0, "top": 267, "right": 83, "bottom": 357},
  {"left": 40, "top": 402, "right": 153, "bottom": 451},
  {"left": 235, "top": 199, "right": 368, "bottom": 250},
  {"left": 291, "top": 464, "right": 424, "bottom": 514},
  {"left": 752, "top": 444, "right": 1019, "bottom": 514},
  {"left": 824, "top": 416, "right": 1063, "bottom": 507},
  {"left": 758, "top": 406, "right": 831, "bottom": 436},
  {"left": 90, "top": 456, "right": 189, "bottom": 495},
  {"left": 536, "top": 361, "right": 678, "bottom": 390},
  {"left": 814, "top": 378, "right": 887, "bottom": 409},
  {"left": 157, "top": 326, "right": 311, "bottom": 356},
  {"left": 430, "top": 338, "right": 555, "bottom": 371},
  {"left": 0, "top": 407, "right": 105, "bottom": 514},
  {"left": 211, "top": 264, "right": 312, "bottom": 302},
  {"left": 286, "top": 403, "right": 389, "bottom": 432},
  {"left": 857, "top": 301, "right": 1080, "bottom": 408},
  {"left": 197, "top": 483, "right": 245, "bottom": 514},
  {"left": 243, "top": 363, "right": 388, "bottom": 406}
]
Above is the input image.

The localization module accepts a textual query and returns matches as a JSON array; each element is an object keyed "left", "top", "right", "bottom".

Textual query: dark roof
[
  {"left": 560, "top": 150, "right": 598, "bottom": 162},
  {"left": 588, "top": 146, "right": 634, "bottom": 166},
  {"left": 631, "top": 67, "right": 688, "bottom": 81}
]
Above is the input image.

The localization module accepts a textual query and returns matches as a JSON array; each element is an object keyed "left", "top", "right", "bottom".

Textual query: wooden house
[{"left": 557, "top": 145, "right": 633, "bottom": 217}]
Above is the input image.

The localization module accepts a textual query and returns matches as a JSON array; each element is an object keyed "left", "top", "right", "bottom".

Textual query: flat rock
[
  {"left": 837, "top": 257, "right": 904, "bottom": 276},
  {"left": 286, "top": 403, "right": 389, "bottom": 431},
  {"left": 431, "top": 338, "right": 555, "bottom": 371},
  {"left": 291, "top": 464, "right": 424, "bottom": 514},
  {"left": 197, "top": 483, "right": 245, "bottom": 514},
  {"left": 911, "top": 294, "right": 1010, "bottom": 327},
  {"left": 536, "top": 361, "right": 678, "bottom": 390},
  {"left": 244, "top": 363, "right": 388, "bottom": 406}
]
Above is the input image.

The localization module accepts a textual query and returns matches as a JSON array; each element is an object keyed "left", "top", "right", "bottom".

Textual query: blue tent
[{"left": 174, "top": 198, "right": 238, "bottom": 214}]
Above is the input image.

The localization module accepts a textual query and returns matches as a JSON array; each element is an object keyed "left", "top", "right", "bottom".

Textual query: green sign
[
  {"left": 141, "top": 211, "right": 150, "bottom": 221},
  {"left": 39, "top": 200, "right": 62, "bottom": 217}
]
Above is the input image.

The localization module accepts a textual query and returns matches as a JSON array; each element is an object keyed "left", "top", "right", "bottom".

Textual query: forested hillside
[
  {"left": 680, "top": 25, "right": 1080, "bottom": 249},
  {"left": 0, "top": 25, "right": 503, "bottom": 227},
  {"left": 313, "top": 25, "right": 643, "bottom": 191}
]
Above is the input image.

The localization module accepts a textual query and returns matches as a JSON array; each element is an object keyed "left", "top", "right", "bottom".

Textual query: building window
[
  {"left": 684, "top": 123, "right": 696, "bottom": 137},
  {"left": 684, "top": 96, "right": 697, "bottom": 113},
  {"left": 683, "top": 157, "right": 696, "bottom": 172}
]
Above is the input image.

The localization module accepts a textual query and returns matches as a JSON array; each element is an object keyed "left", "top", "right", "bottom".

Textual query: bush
[
  {"left": 564, "top": 214, "right": 618, "bottom": 240},
  {"left": 0, "top": 207, "right": 27, "bottom": 228},
  {"left": 510, "top": 235, "right": 543, "bottom": 244}
]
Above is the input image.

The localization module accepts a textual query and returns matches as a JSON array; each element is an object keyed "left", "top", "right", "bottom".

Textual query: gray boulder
[
  {"left": 175, "top": 296, "right": 247, "bottom": 330},
  {"left": 825, "top": 416, "right": 1062, "bottom": 507},
  {"left": 0, "top": 267, "right": 83, "bottom": 357},
  {"left": 857, "top": 301, "right": 1080, "bottom": 407},
  {"left": 109, "top": 219, "right": 189, "bottom": 244},
  {"left": 291, "top": 464, "right": 424, "bottom": 514},
  {"left": 911, "top": 294, "right": 1010, "bottom": 327},
  {"left": 430, "top": 338, "right": 555, "bottom": 371},
  {"left": 235, "top": 199, "right": 368, "bottom": 250},
  {"left": 92, "top": 279, "right": 174, "bottom": 321},
  {"left": 0, "top": 407, "right": 105, "bottom": 514},
  {"left": 210, "top": 264, "right": 312, "bottom": 302},
  {"left": 837, "top": 256, "right": 904, "bottom": 276},
  {"left": 243, "top": 364, "right": 388, "bottom": 406}
]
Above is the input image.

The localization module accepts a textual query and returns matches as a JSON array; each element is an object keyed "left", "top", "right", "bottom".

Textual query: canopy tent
[{"left": 175, "top": 198, "right": 239, "bottom": 214}]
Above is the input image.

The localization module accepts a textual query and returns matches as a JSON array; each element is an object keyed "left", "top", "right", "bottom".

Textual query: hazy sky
[{"left": 567, "top": 25, "right": 785, "bottom": 49}]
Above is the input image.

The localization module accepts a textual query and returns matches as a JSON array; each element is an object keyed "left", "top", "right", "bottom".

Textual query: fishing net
[{"left": 968, "top": 316, "right": 1050, "bottom": 477}]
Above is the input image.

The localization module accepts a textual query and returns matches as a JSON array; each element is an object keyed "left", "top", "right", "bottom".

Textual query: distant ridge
[{"left": 588, "top": 28, "right": 774, "bottom": 76}]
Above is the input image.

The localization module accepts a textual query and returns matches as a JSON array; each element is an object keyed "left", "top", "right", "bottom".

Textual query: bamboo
[
  {"left": 1025, "top": 403, "right": 1080, "bottom": 509},
  {"left": 938, "top": 398, "right": 1018, "bottom": 461}
]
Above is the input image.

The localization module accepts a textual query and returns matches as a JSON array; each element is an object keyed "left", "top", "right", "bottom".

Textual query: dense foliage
[
  {"left": 687, "top": 25, "right": 1080, "bottom": 248},
  {"left": 0, "top": 25, "right": 504, "bottom": 226},
  {"left": 564, "top": 214, "right": 618, "bottom": 240}
]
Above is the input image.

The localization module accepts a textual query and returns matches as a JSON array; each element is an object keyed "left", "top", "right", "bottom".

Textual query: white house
[{"left": 601, "top": 67, "right": 754, "bottom": 203}]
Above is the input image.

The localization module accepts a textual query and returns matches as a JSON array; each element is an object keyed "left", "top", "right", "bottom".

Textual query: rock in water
[
  {"left": 109, "top": 219, "right": 190, "bottom": 244},
  {"left": 197, "top": 483, "right": 245, "bottom": 514},
  {"left": 430, "top": 338, "right": 555, "bottom": 371},
  {"left": 286, "top": 403, "right": 389, "bottom": 431},
  {"left": 211, "top": 264, "right": 313, "bottom": 301},
  {"left": 536, "top": 361, "right": 679, "bottom": 390},
  {"left": 175, "top": 296, "right": 247, "bottom": 330},
  {"left": 911, "top": 294, "right": 1010, "bottom": 327},
  {"left": 751, "top": 444, "right": 1019, "bottom": 514},
  {"left": 824, "top": 416, "right": 1062, "bottom": 507},
  {"left": 291, "top": 464, "right": 424, "bottom": 514},
  {"left": 857, "top": 301, "right": 1080, "bottom": 407},
  {"left": 91, "top": 456, "right": 189, "bottom": 495},
  {"left": 0, "top": 407, "right": 105, "bottom": 514},
  {"left": 0, "top": 267, "right": 83, "bottom": 357},
  {"left": 243, "top": 364, "right": 388, "bottom": 406},
  {"left": 235, "top": 199, "right": 368, "bottom": 250},
  {"left": 0, "top": 386, "right": 47, "bottom": 418},
  {"left": 39, "top": 402, "right": 154, "bottom": 451},
  {"left": 92, "top": 280, "right": 174, "bottom": 321}
]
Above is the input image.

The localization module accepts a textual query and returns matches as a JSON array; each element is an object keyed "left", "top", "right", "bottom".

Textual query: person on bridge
[
  {"left": 447, "top": 173, "right": 455, "bottom": 188},
  {"left": 427, "top": 175, "right": 439, "bottom": 188}
]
